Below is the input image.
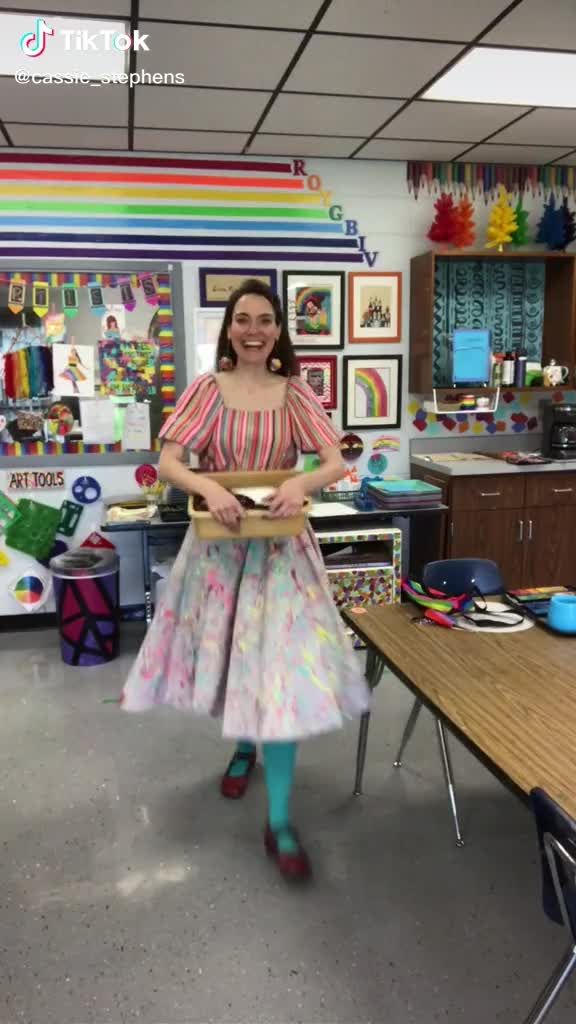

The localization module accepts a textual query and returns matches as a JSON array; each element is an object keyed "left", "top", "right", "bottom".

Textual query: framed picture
[
  {"left": 348, "top": 271, "right": 402, "bottom": 343},
  {"left": 283, "top": 271, "right": 344, "bottom": 350},
  {"left": 191, "top": 308, "right": 225, "bottom": 378},
  {"left": 294, "top": 355, "right": 337, "bottom": 410},
  {"left": 343, "top": 355, "right": 402, "bottom": 430},
  {"left": 199, "top": 268, "right": 278, "bottom": 307}
]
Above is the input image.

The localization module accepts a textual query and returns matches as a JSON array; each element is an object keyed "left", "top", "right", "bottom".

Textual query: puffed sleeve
[
  {"left": 287, "top": 375, "right": 341, "bottom": 453},
  {"left": 158, "top": 373, "right": 221, "bottom": 451}
]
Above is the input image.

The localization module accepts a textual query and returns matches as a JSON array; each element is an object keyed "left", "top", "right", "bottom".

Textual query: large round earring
[
  {"left": 219, "top": 341, "right": 234, "bottom": 371},
  {"left": 270, "top": 357, "right": 282, "bottom": 372}
]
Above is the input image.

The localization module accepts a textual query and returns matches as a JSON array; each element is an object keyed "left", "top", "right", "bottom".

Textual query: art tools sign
[{"left": 7, "top": 470, "right": 65, "bottom": 491}]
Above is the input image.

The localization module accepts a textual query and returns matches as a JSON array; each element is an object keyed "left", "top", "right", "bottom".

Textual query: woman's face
[{"left": 228, "top": 293, "right": 279, "bottom": 368}]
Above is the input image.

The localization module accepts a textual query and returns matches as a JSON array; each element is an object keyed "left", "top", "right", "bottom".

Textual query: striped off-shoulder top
[{"left": 159, "top": 373, "right": 341, "bottom": 471}]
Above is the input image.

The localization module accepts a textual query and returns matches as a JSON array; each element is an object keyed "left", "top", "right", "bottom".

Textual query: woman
[{"left": 122, "top": 279, "right": 369, "bottom": 881}]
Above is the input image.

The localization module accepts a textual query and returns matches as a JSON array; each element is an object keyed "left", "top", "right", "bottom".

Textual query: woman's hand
[
  {"left": 265, "top": 477, "right": 307, "bottom": 519},
  {"left": 203, "top": 481, "right": 245, "bottom": 530}
]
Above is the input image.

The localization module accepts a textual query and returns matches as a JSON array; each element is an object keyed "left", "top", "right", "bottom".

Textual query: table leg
[
  {"left": 393, "top": 697, "right": 423, "bottom": 768},
  {"left": 523, "top": 948, "right": 576, "bottom": 1024},
  {"left": 436, "top": 718, "right": 465, "bottom": 847},
  {"left": 354, "top": 712, "right": 371, "bottom": 797}
]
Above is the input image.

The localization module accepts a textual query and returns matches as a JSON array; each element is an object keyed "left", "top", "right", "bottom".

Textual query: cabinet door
[
  {"left": 524, "top": 507, "right": 576, "bottom": 587},
  {"left": 449, "top": 509, "right": 525, "bottom": 588}
]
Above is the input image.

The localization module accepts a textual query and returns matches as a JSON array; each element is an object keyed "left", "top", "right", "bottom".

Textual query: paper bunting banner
[
  {"left": 140, "top": 275, "right": 158, "bottom": 305},
  {"left": 8, "top": 279, "right": 25, "bottom": 315},
  {"left": 62, "top": 285, "right": 79, "bottom": 319},
  {"left": 120, "top": 280, "right": 136, "bottom": 312},
  {"left": 32, "top": 281, "right": 50, "bottom": 319},
  {"left": 89, "top": 284, "right": 106, "bottom": 315},
  {"left": 9, "top": 569, "right": 52, "bottom": 612}
]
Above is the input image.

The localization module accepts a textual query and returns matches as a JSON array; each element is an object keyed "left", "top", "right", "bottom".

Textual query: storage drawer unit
[
  {"left": 525, "top": 473, "right": 576, "bottom": 508},
  {"left": 450, "top": 475, "right": 525, "bottom": 510}
]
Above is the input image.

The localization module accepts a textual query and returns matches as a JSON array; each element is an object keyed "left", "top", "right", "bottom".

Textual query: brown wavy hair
[{"left": 215, "top": 277, "right": 297, "bottom": 378}]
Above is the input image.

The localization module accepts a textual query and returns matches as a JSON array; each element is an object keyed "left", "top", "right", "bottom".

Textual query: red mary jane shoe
[
  {"left": 220, "top": 750, "right": 257, "bottom": 800},
  {"left": 265, "top": 824, "right": 312, "bottom": 882}
]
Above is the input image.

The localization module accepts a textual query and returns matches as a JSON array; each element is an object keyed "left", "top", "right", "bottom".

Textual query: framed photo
[
  {"left": 199, "top": 268, "right": 278, "bottom": 307},
  {"left": 343, "top": 355, "right": 402, "bottom": 430},
  {"left": 191, "top": 308, "right": 225, "bottom": 378},
  {"left": 348, "top": 271, "right": 402, "bottom": 343},
  {"left": 294, "top": 355, "right": 337, "bottom": 410},
  {"left": 283, "top": 271, "right": 344, "bottom": 350}
]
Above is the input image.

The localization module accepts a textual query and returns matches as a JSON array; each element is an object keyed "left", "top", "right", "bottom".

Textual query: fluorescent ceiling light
[
  {"left": 0, "top": 13, "right": 128, "bottom": 80},
  {"left": 424, "top": 47, "right": 576, "bottom": 108}
]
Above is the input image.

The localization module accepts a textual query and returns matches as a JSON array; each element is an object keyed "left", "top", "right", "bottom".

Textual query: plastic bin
[{"left": 50, "top": 548, "right": 120, "bottom": 666}]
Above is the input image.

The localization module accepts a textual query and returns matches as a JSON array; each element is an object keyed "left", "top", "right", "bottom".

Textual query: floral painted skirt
[{"left": 121, "top": 526, "right": 370, "bottom": 741}]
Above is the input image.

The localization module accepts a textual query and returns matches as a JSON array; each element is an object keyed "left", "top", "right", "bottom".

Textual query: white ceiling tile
[
  {"left": 357, "top": 139, "right": 465, "bottom": 159},
  {"left": 457, "top": 143, "right": 570, "bottom": 163},
  {"left": 137, "top": 22, "right": 303, "bottom": 89},
  {"left": 285, "top": 36, "right": 460, "bottom": 98},
  {"left": 0, "top": 77, "right": 128, "bottom": 124},
  {"left": 263, "top": 94, "right": 403, "bottom": 135},
  {"left": 134, "top": 129, "right": 248, "bottom": 153},
  {"left": 138, "top": 0, "right": 318, "bottom": 29},
  {"left": 319, "top": 0, "right": 512, "bottom": 41},
  {"left": 249, "top": 134, "right": 362, "bottom": 157},
  {"left": 134, "top": 86, "right": 269, "bottom": 131},
  {"left": 378, "top": 100, "right": 531, "bottom": 141},
  {"left": 0, "top": 0, "right": 129, "bottom": 12},
  {"left": 7, "top": 124, "right": 128, "bottom": 148},
  {"left": 490, "top": 109, "right": 576, "bottom": 147},
  {"left": 552, "top": 150, "right": 576, "bottom": 165},
  {"left": 483, "top": 0, "right": 576, "bottom": 49}
]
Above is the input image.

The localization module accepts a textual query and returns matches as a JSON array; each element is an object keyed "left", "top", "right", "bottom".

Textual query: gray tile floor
[{"left": 1, "top": 625, "right": 574, "bottom": 1024}]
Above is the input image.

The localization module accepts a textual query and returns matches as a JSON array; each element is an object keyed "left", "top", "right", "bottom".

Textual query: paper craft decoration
[
  {"left": 141, "top": 275, "right": 158, "bottom": 305},
  {"left": 0, "top": 490, "right": 20, "bottom": 533},
  {"left": 122, "top": 402, "right": 151, "bottom": 451},
  {"left": 340, "top": 433, "right": 364, "bottom": 462},
  {"left": 368, "top": 453, "right": 388, "bottom": 476},
  {"left": 44, "top": 310, "right": 66, "bottom": 342},
  {"left": 98, "top": 339, "right": 157, "bottom": 397},
  {"left": 120, "top": 280, "right": 136, "bottom": 312},
  {"left": 79, "top": 399, "right": 117, "bottom": 444},
  {"left": 72, "top": 476, "right": 102, "bottom": 505},
  {"left": 58, "top": 500, "right": 83, "bottom": 537},
  {"left": 135, "top": 463, "right": 157, "bottom": 487},
  {"left": 4, "top": 499, "right": 60, "bottom": 560},
  {"left": 62, "top": 286, "right": 79, "bottom": 319},
  {"left": 89, "top": 284, "right": 105, "bottom": 314},
  {"left": 8, "top": 279, "right": 25, "bottom": 315},
  {"left": 52, "top": 345, "right": 95, "bottom": 397},
  {"left": 373, "top": 436, "right": 400, "bottom": 451},
  {"left": 32, "top": 281, "right": 49, "bottom": 319},
  {"left": 101, "top": 306, "right": 125, "bottom": 338},
  {"left": 283, "top": 271, "right": 344, "bottom": 349},
  {"left": 9, "top": 570, "right": 52, "bottom": 612},
  {"left": 47, "top": 402, "right": 74, "bottom": 438}
]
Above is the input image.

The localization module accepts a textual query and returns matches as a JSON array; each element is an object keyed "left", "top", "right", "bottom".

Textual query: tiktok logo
[{"left": 20, "top": 17, "right": 54, "bottom": 58}]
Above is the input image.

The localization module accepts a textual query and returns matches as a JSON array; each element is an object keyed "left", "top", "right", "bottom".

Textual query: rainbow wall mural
[{"left": 0, "top": 153, "right": 377, "bottom": 265}]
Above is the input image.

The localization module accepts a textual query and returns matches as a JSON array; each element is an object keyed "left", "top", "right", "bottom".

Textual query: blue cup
[{"left": 548, "top": 594, "right": 576, "bottom": 634}]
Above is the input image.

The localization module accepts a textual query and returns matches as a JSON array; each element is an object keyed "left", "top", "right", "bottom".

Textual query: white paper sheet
[
  {"left": 79, "top": 399, "right": 117, "bottom": 444},
  {"left": 309, "top": 501, "right": 358, "bottom": 517},
  {"left": 122, "top": 402, "right": 151, "bottom": 451}
]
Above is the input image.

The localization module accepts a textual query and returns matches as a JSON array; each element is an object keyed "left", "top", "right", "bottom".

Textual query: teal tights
[{"left": 229, "top": 740, "right": 298, "bottom": 853}]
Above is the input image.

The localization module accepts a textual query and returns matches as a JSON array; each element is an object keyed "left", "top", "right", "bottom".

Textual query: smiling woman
[{"left": 122, "top": 277, "right": 369, "bottom": 882}]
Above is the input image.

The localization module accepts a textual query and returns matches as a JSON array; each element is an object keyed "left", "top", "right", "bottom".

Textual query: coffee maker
[{"left": 541, "top": 403, "right": 576, "bottom": 460}]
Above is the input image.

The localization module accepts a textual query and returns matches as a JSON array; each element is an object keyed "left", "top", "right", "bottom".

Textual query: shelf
[{"left": 423, "top": 387, "right": 500, "bottom": 415}]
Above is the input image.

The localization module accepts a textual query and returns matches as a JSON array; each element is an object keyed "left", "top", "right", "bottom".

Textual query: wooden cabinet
[
  {"left": 409, "top": 250, "right": 576, "bottom": 393},
  {"left": 450, "top": 508, "right": 525, "bottom": 588},
  {"left": 412, "top": 464, "right": 576, "bottom": 588}
]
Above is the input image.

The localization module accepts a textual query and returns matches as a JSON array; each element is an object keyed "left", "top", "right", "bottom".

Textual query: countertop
[{"left": 411, "top": 453, "right": 576, "bottom": 476}]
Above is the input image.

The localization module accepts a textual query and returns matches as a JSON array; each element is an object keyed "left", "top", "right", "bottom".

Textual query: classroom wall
[{"left": 0, "top": 151, "right": 572, "bottom": 615}]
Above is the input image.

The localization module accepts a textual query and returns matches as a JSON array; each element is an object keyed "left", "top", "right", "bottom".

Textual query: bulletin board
[{"left": 0, "top": 259, "right": 185, "bottom": 464}]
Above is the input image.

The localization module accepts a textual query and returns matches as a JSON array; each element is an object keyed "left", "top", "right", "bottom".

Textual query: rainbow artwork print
[{"left": 343, "top": 356, "right": 402, "bottom": 430}]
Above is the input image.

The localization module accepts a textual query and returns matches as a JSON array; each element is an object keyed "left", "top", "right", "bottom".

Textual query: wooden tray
[{"left": 188, "top": 470, "right": 310, "bottom": 540}]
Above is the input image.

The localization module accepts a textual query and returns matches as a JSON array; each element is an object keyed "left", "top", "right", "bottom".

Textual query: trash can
[{"left": 50, "top": 548, "right": 120, "bottom": 666}]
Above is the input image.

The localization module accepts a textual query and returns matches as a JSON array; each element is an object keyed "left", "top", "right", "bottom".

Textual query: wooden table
[{"left": 344, "top": 604, "right": 576, "bottom": 821}]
